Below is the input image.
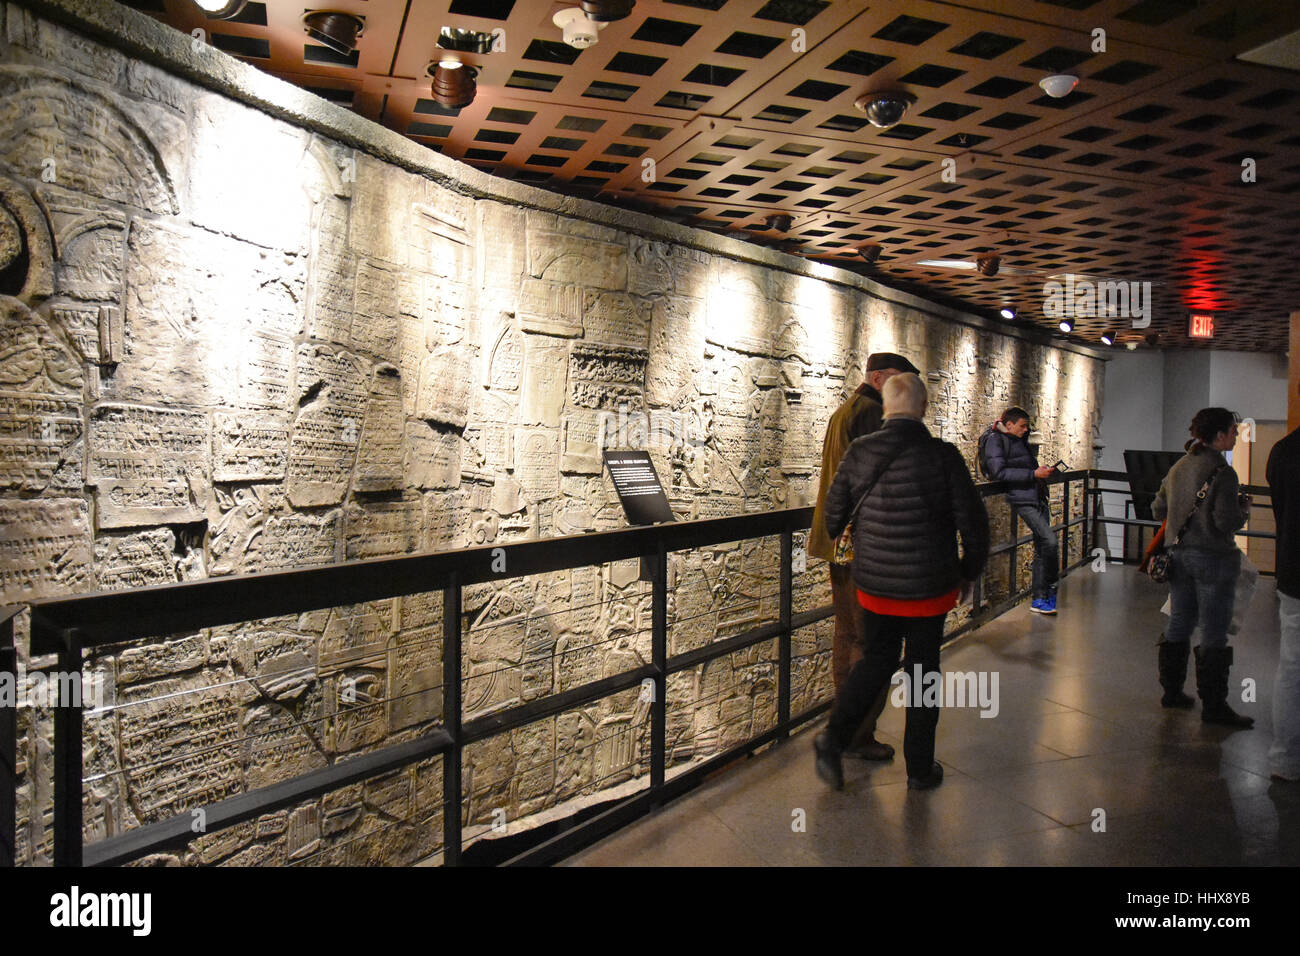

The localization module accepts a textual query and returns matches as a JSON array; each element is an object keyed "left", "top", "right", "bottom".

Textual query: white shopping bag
[{"left": 1159, "top": 550, "right": 1260, "bottom": 637}]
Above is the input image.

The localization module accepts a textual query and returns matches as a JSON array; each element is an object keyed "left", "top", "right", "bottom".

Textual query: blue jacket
[{"left": 982, "top": 425, "right": 1042, "bottom": 506}]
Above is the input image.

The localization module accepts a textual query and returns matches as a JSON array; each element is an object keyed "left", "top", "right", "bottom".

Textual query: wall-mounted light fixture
[
  {"left": 581, "top": 0, "right": 636, "bottom": 22},
  {"left": 1059, "top": 317, "right": 1075, "bottom": 333},
  {"left": 429, "top": 58, "right": 478, "bottom": 109},
  {"left": 975, "top": 254, "right": 1000, "bottom": 277},
  {"left": 303, "top": 11, "right": 365, "bottom": 55},
  {"left": 765, "top": 213, "right": 793, "bottom": 232},
  {"left": 853, "top": 91, "right": 915, "bottom": 130},
  {"left": 193, "top": 0, "right": 248, "bottom": 18}
]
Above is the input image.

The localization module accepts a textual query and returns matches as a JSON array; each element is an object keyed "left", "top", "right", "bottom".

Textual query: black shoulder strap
[{"left": 846, "top": 439, "right": 909, "bottom": 526}]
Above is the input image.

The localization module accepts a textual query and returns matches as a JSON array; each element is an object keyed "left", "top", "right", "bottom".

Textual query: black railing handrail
[{"left": 28, "top": 507, "right": 813, "bottom": 653}]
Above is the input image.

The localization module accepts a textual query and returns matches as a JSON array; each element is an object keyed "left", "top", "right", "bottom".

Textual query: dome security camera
[
  {"left": 853, "top": 91, "right": 916, "bottom": 130},
  {"left": 553, "top": 8, "right": 605, "bottom": 49}
]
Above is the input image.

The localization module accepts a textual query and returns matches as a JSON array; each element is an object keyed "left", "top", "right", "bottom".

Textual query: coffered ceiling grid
[{"left": 128, "top": 0, "right": 1300, "bottom": 351}]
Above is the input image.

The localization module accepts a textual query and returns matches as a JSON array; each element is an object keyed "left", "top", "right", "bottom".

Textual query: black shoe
[
  {"left": 907, "top": 762, "right": 944, "bottom": 790},
  {"left": 1194, "top": 646, "right": 1254, "bottom": 729},
  {"left": 1157, "top": 640, "right": 1195, "bottom": 709},
  {"left": 814, "top": 732, "right": 844, "bottom": 790}
]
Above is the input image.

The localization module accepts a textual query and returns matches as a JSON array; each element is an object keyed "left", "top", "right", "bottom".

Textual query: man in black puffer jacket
[
  {"left": 981, "top": 407, "right": 1059, "bottom": 614},
  {"left": 814, "top": 373, "right": 989, "bottom": 791}
]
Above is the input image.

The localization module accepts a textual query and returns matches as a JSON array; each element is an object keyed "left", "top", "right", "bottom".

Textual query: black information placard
[{"left": 603, "top": 449, "right": 674, "bottom": 525}]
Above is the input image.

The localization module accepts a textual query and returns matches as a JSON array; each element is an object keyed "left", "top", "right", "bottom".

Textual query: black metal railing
[
  {"left": 1088, "top": 468, "right": 1276, "bottom": 570},
  {"left": 5, "top": 468, "right": 1117, "bottom": 868}
]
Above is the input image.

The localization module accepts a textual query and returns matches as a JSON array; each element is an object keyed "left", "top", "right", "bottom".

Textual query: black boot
[
  {"left": 1157, "top": 640, "right": 1195, "bottom": 708},
  {"left": 1194, "top": 646, "right": 1255, "bottom": 728}
]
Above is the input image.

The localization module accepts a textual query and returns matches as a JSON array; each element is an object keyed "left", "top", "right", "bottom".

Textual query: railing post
[
  {"left": 0, "top": 608, "right": 16, "bottom": 868},
  {"left": 51, "top": 624, "right": 83, "bottom": 867},
  {"left": 1061, "top": 477, "right": 1071, "bottom": 573},
  {"left": 777, "top": 529, "right": 793, "bottom": 736},
  {"left": 650, "top": 540, "right": 667, "bottom": 796},
  {"left": 442, "top": 574, "right": 462, "bottom": 867}
]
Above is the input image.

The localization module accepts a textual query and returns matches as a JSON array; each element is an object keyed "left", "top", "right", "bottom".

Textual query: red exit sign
[{"left": 1189, "top": 313, "right": 1215, "bottom": 339}]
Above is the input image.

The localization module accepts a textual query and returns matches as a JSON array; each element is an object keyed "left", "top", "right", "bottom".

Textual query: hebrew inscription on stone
[{"left": 87, "top": 403, "right": 209, "bottom": 528}]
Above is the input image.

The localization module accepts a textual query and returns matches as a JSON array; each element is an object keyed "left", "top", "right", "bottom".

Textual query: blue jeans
[
  {"left": 1271, "top": 593, "right": 1300, "bottom": 779},
  {"left": 1013, "top": 502, "right": 1058, "bottom": 600},
  {"left": 1165, "top": 548, "right": 1240, "bottom": 650}
]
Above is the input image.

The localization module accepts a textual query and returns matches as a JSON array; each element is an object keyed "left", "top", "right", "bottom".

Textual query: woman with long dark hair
[{"left": 1152, "top": 407, "right": 1253, "bottom": 727}]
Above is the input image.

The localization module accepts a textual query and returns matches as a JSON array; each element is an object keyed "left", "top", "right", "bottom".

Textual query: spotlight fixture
[
  {"left": 1038, "top": 74, "right": 1078, "bottom": 99},
  {"left": 193, "top": 0, "right": 248, "bottom": 18},
  {"left": 853, "top": 91, "right": 916, "bottom": 130},
  {"left": 1100, "top": 329, "right": 1116, "bottom": 346},
  {"left": 1126, "top": 341, "right": 1139, "bottom": 351},
  {"left": 553, "top": 8, "right": 605, "bottom": 48},
  {"left": 581, "top": 0, "right": 636, "bottom": 22},
  {"left": 302, "top": 11, "right": 364, "bottom": 55},
  {"left": 1059, "top": 318, "right": 1075, "bottom": 333},
  {"left": 858, "top": 243, "right": 882, "bottom": 264},
  {"left": 438, "top": 26, "right": 497, "bottom": 55},
  {"left": 975, "top": 255, "right": 1000, "bottom": 277},
  {"left": 429, "top": 59, "right": 478, "bottom": 109},
  {"left": 999, "top": 306, "right": 1016, "bottom": 320},
  {"left": 765, "top": 213, "right": 793, "bottom": 232}
]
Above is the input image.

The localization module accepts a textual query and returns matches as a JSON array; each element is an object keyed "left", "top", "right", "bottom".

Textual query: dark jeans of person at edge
[
  {"left": 1014, "top": 501, "right": 1059, "bottom": 599},
  {"left": 827, "top": 609, "right": 946, "bottom": 778}
]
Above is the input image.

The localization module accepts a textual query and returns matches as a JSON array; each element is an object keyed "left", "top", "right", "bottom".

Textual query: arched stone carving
[
  {"left": 0, "top": 177, "right": 54, "bottom": 302},
  {"left": 0, "top": 67, "right": 176, "bottom": 217}
]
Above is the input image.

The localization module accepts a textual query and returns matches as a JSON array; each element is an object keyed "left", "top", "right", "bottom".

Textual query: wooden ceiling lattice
[{"left": 129, "top": 0, "right": 1300, "bottom": 351}]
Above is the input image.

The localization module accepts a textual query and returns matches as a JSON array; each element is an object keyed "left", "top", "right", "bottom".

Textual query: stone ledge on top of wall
[{"left": 13, "top": 0, "right": 1106, "bottom": 361}]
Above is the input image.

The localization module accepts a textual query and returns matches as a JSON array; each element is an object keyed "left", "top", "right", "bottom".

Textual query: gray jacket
[{"left": 1152, "top": 448, "right": 1246, "bottom": 553}]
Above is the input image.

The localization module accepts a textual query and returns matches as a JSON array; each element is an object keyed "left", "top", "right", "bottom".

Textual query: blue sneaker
[
  {"left": 1045, "top": 592, "right": 1058, "bottom": 613},
  {"left": 1031, "top": 598, "right": 1056, "bottom": 615}
]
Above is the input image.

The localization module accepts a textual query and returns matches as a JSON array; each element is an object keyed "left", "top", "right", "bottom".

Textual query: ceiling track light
[
  {"left": 581, "top": 0, "right": 636, "bottom": 22},
  {"left": 194, "top": 0, "right": 248, "bottom": 19},
  {"left": 1059, "top": 318, "right": 1075, "bottom": 333},
  {"left": 1100, "top": 329, "right": 1116, "bottom": 346},
  {"left": 975, "top": 254, "right": 1000, "bottom": 277},
  {"left": 852, "top": 91, "right": 916, "bottom": 130},
  {"left": 302, "top": 11, "right": 365, "bottom": 55},
  {"left": 1038, "top": 74, "right": 1078, "bottom": 98},
  {"left": 429, "top": 59, "right": 478, "bottom": 109},
  {"left": 858, "top": 243, "right": 882, "bottom": 264},
  {"left": 765, "top": 213, "right": 793, "bottom": 232},
  {"left": 999, "top": 306, "right": 1016, "bottom": 320}
]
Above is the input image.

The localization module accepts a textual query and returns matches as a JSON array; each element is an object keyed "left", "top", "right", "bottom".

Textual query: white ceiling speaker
[
  {"left": 553, "top": 8, "right": 605, "bottom": 49},
  {"left": 1038, "top": 74, "right": 1078, "bottom": 98}
]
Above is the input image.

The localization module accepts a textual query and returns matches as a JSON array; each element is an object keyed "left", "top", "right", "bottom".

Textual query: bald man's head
[{"left": 882, "top": 372, "right": 927, "bottom": 420}]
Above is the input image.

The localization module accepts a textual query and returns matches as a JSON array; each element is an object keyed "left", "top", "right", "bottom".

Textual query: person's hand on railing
[{"left": 1034, "top": 466, "right": 1055, "bottom": 479}]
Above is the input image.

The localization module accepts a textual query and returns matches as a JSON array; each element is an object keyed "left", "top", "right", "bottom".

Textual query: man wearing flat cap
[{"left": 809, "top": 351, "right": 921, "bottom": 761}]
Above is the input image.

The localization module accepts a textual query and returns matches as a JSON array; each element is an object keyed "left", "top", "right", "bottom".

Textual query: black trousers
[{"left": 826, "top": 608, "right": 946, "bottom": 778}]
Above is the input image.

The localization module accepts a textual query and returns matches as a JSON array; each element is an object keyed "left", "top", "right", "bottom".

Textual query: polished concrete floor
[{"left": 566, "top": 565, "right": 1300, "bottom": 866}]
